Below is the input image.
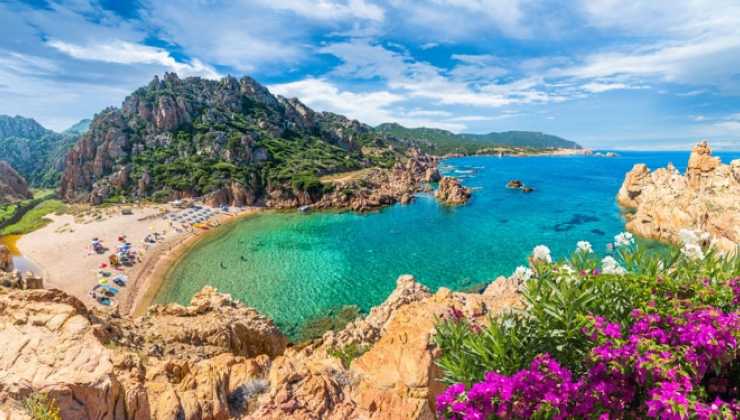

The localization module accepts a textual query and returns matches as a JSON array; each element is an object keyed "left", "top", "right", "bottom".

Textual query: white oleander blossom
[
  {"left": 679, "top": 228, "right": 710, "bottom": 246},
  {"left": 614, "top": 232, "right": 634, "bottom": 247},
  {"left": 532, "top": 245, "right": 552, "bottom": 263},
  {"left": 601, "top": 256, "right": 627, "bottom": 275},
  {"left": 681, "top": 243, "right": 705, "bottom": 261},
  {"left": 560, "top": 264, "right": 576, "bottom": 275},
  {"left": 576, "top": 240, "right": 593, "bottom": 254},
  {"left": 511, "top": 266, "right": 534, "bottom": 282}
]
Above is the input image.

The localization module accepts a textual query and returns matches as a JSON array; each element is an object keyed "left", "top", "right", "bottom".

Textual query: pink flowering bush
[{"left": 435, "top": 240, "right": 740, "bottom": 419}]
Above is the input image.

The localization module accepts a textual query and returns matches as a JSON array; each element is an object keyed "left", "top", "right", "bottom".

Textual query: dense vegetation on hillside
[
  {"left": 60, "top": 73, "right": 408, "bottom": 204},
  {"left": 375, "top": 122, "right": 581, "bottom": 155},
  {"left": 0, "top": 115, "right": 81, "bottom": 186}
]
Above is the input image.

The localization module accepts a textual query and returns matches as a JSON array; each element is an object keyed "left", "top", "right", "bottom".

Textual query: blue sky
[{"left": 1, "top": 0, "right": 740, "bottom": 149}]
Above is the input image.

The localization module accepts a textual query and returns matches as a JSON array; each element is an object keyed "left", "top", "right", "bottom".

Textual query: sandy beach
[{"left": 15, "top": 204, "right": 260, "bottom": 315}]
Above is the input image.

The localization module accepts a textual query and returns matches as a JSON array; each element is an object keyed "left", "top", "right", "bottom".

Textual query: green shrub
[
  {"left": 23, "top": 393, "right": 61, "bottom": 420},
  {"left": 328, "top": 343, "right": 370, "bottom": 368},
  {"left": 434, "top": 236, "right": 739, "bottom": 386}
]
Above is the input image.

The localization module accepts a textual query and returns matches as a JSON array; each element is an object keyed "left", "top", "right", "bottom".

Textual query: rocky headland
[
  {"left": 435, "top": 176, "right": 472, "bottom": 205},
  {"left": 58, "top": 73, "right": 433, "bottom": 213},
  {"left": 0, "top": 161, "right": 32, "bottom": 204},
  {"left": 617, "top": 140, "right": 740, "bottom": 253},
  {"left": 267, "top": 150, "right": 439, "bottom": 212},
  {"left": 0, "top": 273, "right": 521, "bottom": 419}
]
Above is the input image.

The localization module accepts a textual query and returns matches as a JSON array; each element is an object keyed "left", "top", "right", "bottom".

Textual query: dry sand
[{"left": 16, "top": 204, "right": 259, "bottom": 314}]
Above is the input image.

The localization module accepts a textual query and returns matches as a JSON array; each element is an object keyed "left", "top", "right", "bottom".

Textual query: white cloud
[
  {"left": 399, "top": 0, "right": 529, "bottom": 39},
  {"left": 47, "top": 39, "right": 221, "bottom": 79},
  {"left": 581, "top": 82, "right": 628, "bottom": 93},
  {"left": 259, "top": 0, "right": 384, "bottom": 21},
  {"left": 269, "top": 77, "right": 468, "bottom": 131},
  {"left": 141, "top": 0, "right": 309, "bottom": 72}
]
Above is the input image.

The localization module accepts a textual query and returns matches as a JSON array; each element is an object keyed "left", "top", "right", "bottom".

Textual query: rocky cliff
[
  {"left": 0, "top": 275, "right": 521, "bottom": 419},
  {"left": 0, "top": 160, "right": 32, "bottom": 203},
  {"left": 59, "top": 73, "right": 418, "bottom": 209},
  {"left": 617, "top": 140, "right": 740, "bottom": 253},
  {"left": 435, "top": 176, "right": 472, "bottom": 205}
]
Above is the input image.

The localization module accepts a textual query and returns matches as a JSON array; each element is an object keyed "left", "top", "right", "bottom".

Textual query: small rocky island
[
  {"left": 506, "top": 179, "right": 535, "bottom": 193},
  {"left": 436, "top": 176, "right": 472, "bottom": 205},
  {"left": 617, "top": 140, "right": 740, "bottom": 253}
]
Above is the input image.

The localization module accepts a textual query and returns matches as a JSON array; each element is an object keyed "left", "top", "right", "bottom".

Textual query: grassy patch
[
  {"left": 0, "top": 199, "right": 65, "bottom": 235},
  {"left": 23, "top": 393, "right": 61, "bottom": 420},
  {"left": 327, "top": 343, "right": 370, "bottom": 368}
]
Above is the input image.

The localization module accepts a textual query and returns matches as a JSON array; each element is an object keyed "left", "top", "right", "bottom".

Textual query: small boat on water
[{"left": 299, "top": 205, "right": 311, "bottom": 213}]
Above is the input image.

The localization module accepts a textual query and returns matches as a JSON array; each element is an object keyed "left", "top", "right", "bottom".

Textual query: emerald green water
[{"left": 156, "top": 151, "right": 740, "bottom": 337}]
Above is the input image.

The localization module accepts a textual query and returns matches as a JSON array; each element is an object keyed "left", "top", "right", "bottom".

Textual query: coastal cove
[{"left": 156, "top": 151, "right": 740, "bottom": 338}]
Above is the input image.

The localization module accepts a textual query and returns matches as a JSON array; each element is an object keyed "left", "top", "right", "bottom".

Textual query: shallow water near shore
[{"left": 157, "top": 151, "right": 740, "bottom": 338}]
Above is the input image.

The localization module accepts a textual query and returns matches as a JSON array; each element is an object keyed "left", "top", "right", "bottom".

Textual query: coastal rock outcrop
[
  {"left": 435, "top": 176, "right": 472, "bottom": 205},
  {"left": 0, "top": 245, "right": 11, "bottom": 272},
  {"left": 506, "top": 179, "right": 523, "bottom": 189},
  {"left": 506, "top": 179, "right": 534, "bottom": 193},
  {"left": 0, "top": 161, "right": 32, "bottom": 203},
  {"left": 272, "top": 150, "right": 439, "bottom": 212},
  {"left": 0, "top": 273, "right": 522, "bottom": 419},
  {"left": 0, "top": 286, "right": 287, "bottom": 419},
  {"left": 617, "top": 140, "right": 740, "bottom": 253},
  {"left": 59, "top": 73, "right": 431, "bottom": 211}
]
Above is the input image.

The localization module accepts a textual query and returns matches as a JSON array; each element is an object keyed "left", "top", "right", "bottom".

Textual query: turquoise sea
[{"left": 156, "top": 151, "right": 740, "bottom": 337}]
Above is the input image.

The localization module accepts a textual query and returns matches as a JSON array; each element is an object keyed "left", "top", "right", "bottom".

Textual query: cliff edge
[{"left": 0, "top": 275, "right": 521, "bottom": 419}]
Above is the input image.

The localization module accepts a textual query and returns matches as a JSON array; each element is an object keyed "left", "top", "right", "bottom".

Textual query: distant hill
[
  {"left": 375, "top": 122, "right": 581, "bottom": 154},
  {"left": 0, "top": 115, "right": 79, "bottom": 187},
  {"left": 63, "top": 118, "right": 91, "bottom": 136}
]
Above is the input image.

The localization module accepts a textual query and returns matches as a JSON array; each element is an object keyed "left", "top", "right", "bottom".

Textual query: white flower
[
  {"left": 679, "top": 228, "right": 711, "bottom": 246},
  {"left": 560, "top": 264, "right": 576, "bottom": 275},
  {"left": 601, "top": 256, "right": 627, "bottom": 275},
  {"left": 532, "top": 245, "right": 552, "bottom": 263},
  {"left": 681, "top": 243, "right": 705, "bottom": 261},
  {"left": 679, "top": 229, "right": 699, "bottom": 246},
  {"left": 576, "top": 241, "right": 593, "bottom": 254},
  {"left": 511, "top": 266, "right": 533, "bottom": 282},
  {"left": 614, "top": 232, "right": 634, "bottom": 247}
]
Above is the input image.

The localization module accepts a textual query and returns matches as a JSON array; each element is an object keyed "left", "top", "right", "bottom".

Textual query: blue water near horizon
[{"left": 156, "top": 150, "right": 740, "bottom": 337}]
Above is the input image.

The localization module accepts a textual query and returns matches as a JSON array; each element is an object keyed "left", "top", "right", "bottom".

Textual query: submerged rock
[
  {"left": 435, "top": 176, "right": 472, "bottom": 205},
  {"left": 617, "top": 140, "right": 740, "bottom": 253}
]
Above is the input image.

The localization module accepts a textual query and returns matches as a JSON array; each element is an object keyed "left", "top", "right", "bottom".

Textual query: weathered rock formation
[
  {"left": 506, "top": 179, "right": 534, "bottom": 193},
  {"left": 0, "top": 286, "right": 286, "bottom": 419},
  {"left": 617, "top": 140, "right": 740, "bottom": 253},
  {"left": 313, "top": 150, "right": 438, "bottom": 212},
  {"left": 506, "top": 179, "right": 523, "bottom": 189},
  {"left": 0, "top": 274, "right": 521, "bottom": 419},
  {"left": 0, "top": 161, "right": 32, "bottom": 203},
  {"left": 58, "top": 73, "right": 423, "bottom": 210},
  {"left": 0, "top": 245, "right": 11, "bottom": 272},
  {"left": 435, "top": 176, "right": 472, "bottom": 205}
]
